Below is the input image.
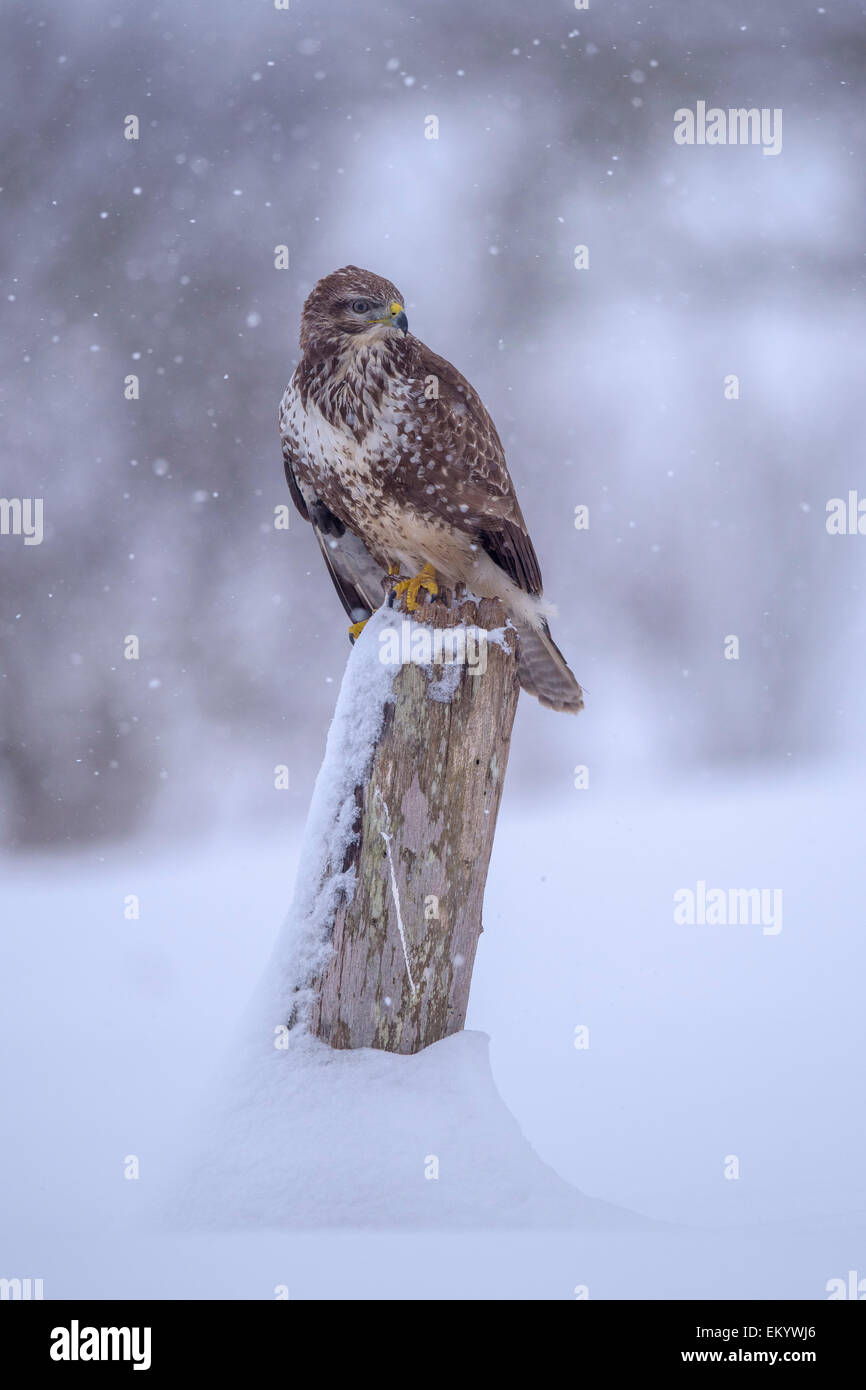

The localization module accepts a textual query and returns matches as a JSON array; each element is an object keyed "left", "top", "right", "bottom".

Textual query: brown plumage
[{"left": 279, "top": 265, "right": 583, "bottom": 713}]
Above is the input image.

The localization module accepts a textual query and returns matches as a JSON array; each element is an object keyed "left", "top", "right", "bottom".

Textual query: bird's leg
[
  {"left": 382, "top": 561, "right": 402, "bottom": 608},
  {"left": 348, "top": 618, "right": 368, "bottom": 642},
  {"left": 393, "top": 562, "right": 439, "bottom": 612}
]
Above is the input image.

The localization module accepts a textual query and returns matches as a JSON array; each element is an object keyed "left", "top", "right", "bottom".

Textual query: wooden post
[{"left": 309, "top": 593, "right": 519, "bottom": 1054}]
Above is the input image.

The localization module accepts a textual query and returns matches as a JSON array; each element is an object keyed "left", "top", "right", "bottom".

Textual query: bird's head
[{"left": 299, "top": 265, "right": 409, "bottom": 356}]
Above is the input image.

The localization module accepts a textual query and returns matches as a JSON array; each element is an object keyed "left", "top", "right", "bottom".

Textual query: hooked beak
[{"left": 375, "top": 300, "right": 408, "bottom": 335}]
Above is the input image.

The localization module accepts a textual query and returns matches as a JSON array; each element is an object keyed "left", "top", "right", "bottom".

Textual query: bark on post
[{"left": 310, "top": 593, "right": 519, "bottom": 1054}]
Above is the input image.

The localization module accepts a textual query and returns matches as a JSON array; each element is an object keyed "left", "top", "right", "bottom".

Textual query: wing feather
[
  {"left": 282, "top": 437, "right": 310, "bottom": 522},
  {"left": 410, "top": 344, "right": 544, "bottom": 596},
  {"left": 281, "top": 414, "right": 382, "bottom": 621},
  {"left": 477, "top": 519, "right": 543, "bottom": 596}
]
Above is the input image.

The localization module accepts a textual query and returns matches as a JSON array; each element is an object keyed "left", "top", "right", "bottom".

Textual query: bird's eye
[{"left": 351, "top": 299, "right": 371, "bottom": 314}]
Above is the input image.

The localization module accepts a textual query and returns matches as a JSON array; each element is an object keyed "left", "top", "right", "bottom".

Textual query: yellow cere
[{"left": 390, "top": 301, "right": 404, "bottom": 316}]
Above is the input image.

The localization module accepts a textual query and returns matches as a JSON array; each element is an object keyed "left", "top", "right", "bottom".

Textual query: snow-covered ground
[{"left": 1, "top": 766, "right": 863, "bottom": 1298}]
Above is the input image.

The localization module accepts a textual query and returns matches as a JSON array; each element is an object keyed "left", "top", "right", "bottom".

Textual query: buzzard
[{"left": 279, "top": 266, "right": 583, "bottom": 713}]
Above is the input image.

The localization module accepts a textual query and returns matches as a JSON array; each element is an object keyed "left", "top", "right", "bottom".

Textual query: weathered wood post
[{"left": 308, "top": 591, "right": 519, "bottom": 1054}]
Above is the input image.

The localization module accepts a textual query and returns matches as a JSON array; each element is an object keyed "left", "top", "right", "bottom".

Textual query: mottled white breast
[{"left": 280, "top": 367, "right": 419, "bottom": 508}]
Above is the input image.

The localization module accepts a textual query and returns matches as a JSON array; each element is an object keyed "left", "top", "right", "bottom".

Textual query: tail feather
[{"left": 515, "top": 620, "right": 584, "bottom": 713}]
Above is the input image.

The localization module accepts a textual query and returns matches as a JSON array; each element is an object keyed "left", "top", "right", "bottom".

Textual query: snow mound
[
  {"left": 166, "top": 605, "right": 644, "bottom": 1230},
  {"left": 174, "top": 1030, "right": 642, "bottom": 1229}
]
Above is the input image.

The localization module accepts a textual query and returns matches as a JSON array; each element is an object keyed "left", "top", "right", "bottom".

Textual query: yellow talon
[
  {"left": 393, "top": 562, "right": 439, "bottom": 612},
  {"left": 348, "top": 618, "right": 368, "bottom": 640}
]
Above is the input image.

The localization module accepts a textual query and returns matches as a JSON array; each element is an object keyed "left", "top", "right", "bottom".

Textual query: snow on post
[{"left": 277, "top": 591, "right": 519, "bottom": 1054}]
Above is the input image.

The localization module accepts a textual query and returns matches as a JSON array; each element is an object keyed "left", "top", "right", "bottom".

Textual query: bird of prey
[{"left": 279, "top": 266, "right": 583, "bottom": 713}]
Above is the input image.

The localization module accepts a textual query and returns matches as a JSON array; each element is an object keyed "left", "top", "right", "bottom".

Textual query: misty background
[
  {"left": 2, "top": 1, "right": 866, "bottom": 1298},
  {"left": 1, "top": 0, "right": 863, "bottom": 850}
]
